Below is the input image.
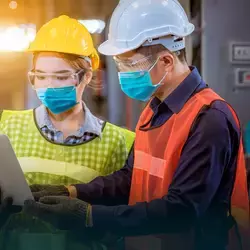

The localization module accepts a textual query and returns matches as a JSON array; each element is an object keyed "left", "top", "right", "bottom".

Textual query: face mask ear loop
[
  {"left": 147, "top": 56, "right": 168, "bottom": 86},
  {"left": 158, "top": 71, "right": 168, "bottom": 85},
  {"left": 148, "top": 57, "right": 160, "bottom": 72}
]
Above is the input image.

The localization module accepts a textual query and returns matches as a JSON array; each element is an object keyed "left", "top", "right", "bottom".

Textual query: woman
[{"left": 0, "top": 15, "right": 134, "bottom": 249}]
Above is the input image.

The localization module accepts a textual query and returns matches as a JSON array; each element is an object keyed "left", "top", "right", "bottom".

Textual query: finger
[
  {"left": 23, "top": 200, "right": 40, "bottom": 217},
  {"left": 24, "top": 199, "right": 58, "bottom": 217},
  {"left": 32, "top": 192, "right": 43, "bottom": 202},
  {"left": 29, "top": 184, "right": 39, "bottom": 192},
  {"left": 1, "top": 197, "right": 20, "bottom": 215},
  {"left": 29, "top": 184, "right": 45, "bottom": 192},
  {"left": 39, "top": 196, "right": 64, "bottom": 205},
  {"left": 0, "top": 196, "right": 13, "bottom": 213},
  {"left": 2, "top": 197, "right": 13, "bottom": 208},
  {"left": 32, "top": 190, "right": 50, "bottom": 201},
  {"left": 23, "top": 199, "right": 39, "bottom": 212},
  {"left": 24, "top": 199, "right": 61, "bottom": 213}
]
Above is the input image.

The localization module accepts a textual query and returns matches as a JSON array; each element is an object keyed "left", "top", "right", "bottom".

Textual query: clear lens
[
  {"left": 113, "top": 55, "right": 156, "bottom": 72},
  {"left": 28, "top": 70, "right": 84, "bottom": 89}
]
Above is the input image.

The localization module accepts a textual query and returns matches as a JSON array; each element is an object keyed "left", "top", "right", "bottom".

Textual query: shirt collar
[
  {"left": 150, "top": 66, "right": 204, "bottom": 114},
  {"left": 80, "top": 103, "right": 103, "bottom": 138},
  {"left": 35, "top": 103, "right": 103, "bottom": 138}
]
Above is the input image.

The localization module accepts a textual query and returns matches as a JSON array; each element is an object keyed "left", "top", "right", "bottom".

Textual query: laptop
[{"left": 0, "top": 134, "right": 34, "bottom": 205}]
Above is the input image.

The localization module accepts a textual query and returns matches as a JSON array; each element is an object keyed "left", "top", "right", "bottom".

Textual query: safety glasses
[
  {"left": 113, "top": 55, "right": 157, "bottom": 72},
  {"left": 28, "top": 70, "right": 84, "bottom": 90}
]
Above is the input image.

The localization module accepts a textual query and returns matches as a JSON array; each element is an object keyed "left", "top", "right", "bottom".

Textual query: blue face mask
[
  {"left": 36, "top": 86, "right": 79, "bottom": 114},
  {"left": 118, "top": 59, "right": 168, "bottom": 102}
]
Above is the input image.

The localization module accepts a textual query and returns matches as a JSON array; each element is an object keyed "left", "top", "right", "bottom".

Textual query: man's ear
[{"left": 158, "top": 51, "right": 174, "bottom": 72}]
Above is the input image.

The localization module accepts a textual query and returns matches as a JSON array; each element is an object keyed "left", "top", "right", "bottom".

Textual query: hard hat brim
[{"left": 98, "top": 40, "right": 131, "bottom": 56}]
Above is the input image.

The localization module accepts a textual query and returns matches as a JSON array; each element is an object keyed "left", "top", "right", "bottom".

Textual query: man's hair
[
  {"left": 177, "top": 49, "right": 187, "bottom": 63},
  {"left": 135, "top": 44, "right": 187, "bottom": 64}
]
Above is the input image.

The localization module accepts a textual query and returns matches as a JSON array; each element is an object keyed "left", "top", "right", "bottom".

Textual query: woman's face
[
  {"left": 33, "top": 54, "right": 89, "bottom": 102},
  {"left": 35, "top": 55, "right": 79, "bottom": 88}
]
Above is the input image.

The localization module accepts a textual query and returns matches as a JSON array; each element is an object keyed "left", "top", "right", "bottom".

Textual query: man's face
[{"left": 114, "top": 48, "right": 174, "bottom": 86}]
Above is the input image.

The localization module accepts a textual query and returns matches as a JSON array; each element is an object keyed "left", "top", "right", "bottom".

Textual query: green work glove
[
  {"left": 30, "top": 184, "right": 69, "bottom": 201},
  {"left": 23, "top": 196, "right": 91, "bottom": 231}
]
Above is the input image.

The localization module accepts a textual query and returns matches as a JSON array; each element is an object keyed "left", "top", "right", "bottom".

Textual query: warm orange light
[
  {"left": 9, "top": 1, "right": 18, "bottom": 10},
  {"left": 0, "top": 24, "right": 36, "bottom": 52}
]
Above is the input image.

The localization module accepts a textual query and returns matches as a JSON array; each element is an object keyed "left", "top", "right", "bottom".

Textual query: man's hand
[
  {"left": 23, "top": 196, "right": 91, "bottom": 231},
  {"left": 30, "top": 184, "right": 70, "bottom": 201}
]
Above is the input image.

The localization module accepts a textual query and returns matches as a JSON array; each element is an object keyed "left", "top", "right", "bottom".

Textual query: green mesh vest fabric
[
  {"left": 0, "top": 109, "right": 135, "bottom": 250},
  {"left": 0, "top": 109, "right": 135, "bottom": 185}
]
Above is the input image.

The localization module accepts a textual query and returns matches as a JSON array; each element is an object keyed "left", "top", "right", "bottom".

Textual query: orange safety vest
[{"left": 129, "top": 88, "right": 249, "bottom": 250}]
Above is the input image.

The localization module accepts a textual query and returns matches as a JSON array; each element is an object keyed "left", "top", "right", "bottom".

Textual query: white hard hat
[{"left": 98, "top": 0, "right": 195, "bottom": 56}]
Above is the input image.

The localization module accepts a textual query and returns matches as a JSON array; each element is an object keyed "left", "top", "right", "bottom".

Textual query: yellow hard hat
[{"left": 27, "top": 15, "right": 99, "bottom": 70}]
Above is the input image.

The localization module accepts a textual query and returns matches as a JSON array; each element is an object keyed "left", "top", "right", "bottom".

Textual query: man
[{"left": 23, "top": 0, "right": 249, "bottom": 249}]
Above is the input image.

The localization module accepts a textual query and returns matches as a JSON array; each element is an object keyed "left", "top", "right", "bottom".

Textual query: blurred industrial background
[{"left": 1, "top": 0, "right": 250, "bottom": 138}]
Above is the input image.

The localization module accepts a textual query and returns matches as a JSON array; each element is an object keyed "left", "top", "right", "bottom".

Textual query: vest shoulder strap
[
  {"left": 105, "top": 122, "right": 135, "bottom": 152},
  {"left": 0, "top": 109, "right": 33, "bottom": 122}
]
